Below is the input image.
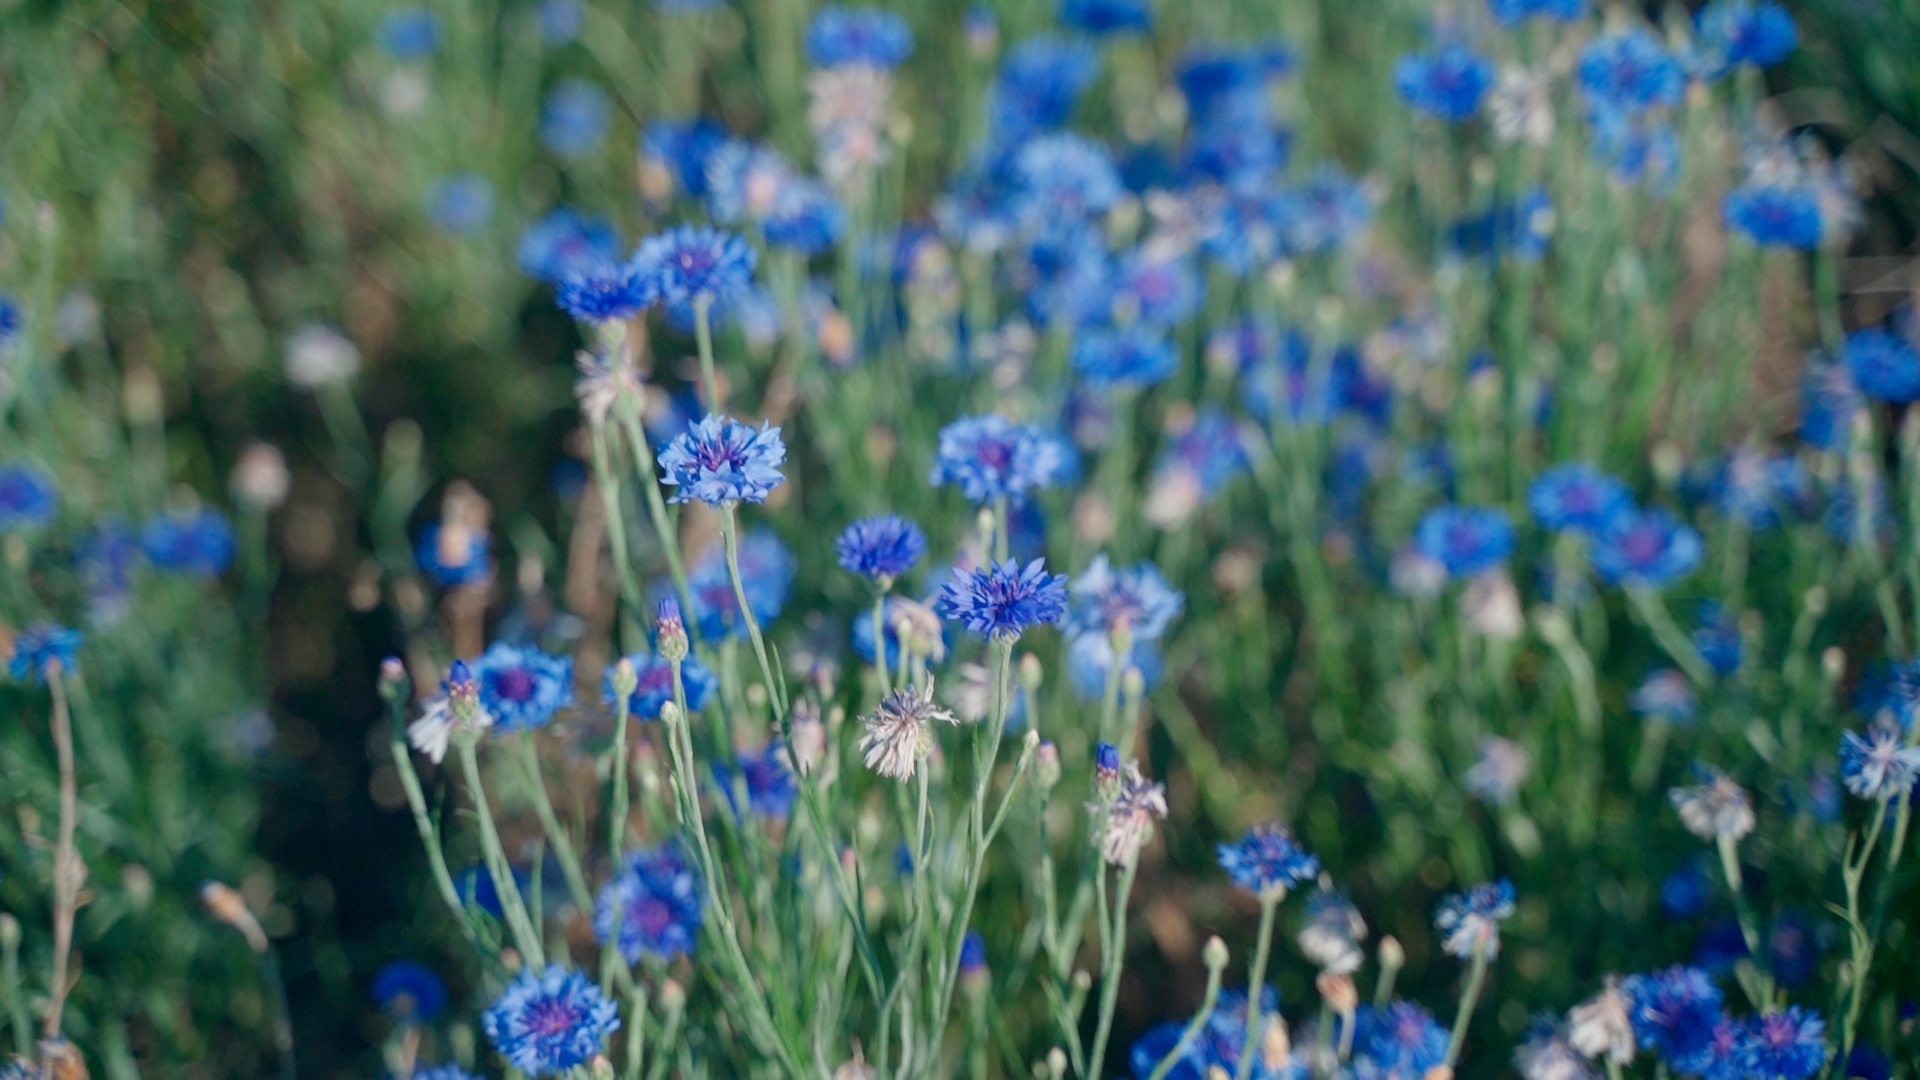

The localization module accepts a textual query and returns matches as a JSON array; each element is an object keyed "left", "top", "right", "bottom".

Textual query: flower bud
[
  {"left": 1019, "top": 651, "right": 1043, "bottom": 692},
  {"left": 590, "top": 1056, "right": 615, "bottom": 1080},
  {"left": 1094, "top": 741, "right": 1120, "bottom": 791},
  {"left": 656, "top": 599, "right": 689, "bottom": 663},
  {"left": 0, "top": 913, "right": 18, "bottom": 950},
  {"left": 1316, "top": 971, "right": 1358, "bottom": 1016},
  {"left": 200, "top": 880, "right": 268, "bottom": 953},
  {"left": 1121, "top": 666, "right": 1145, "bottom": 700},
  {"left": 659, "top": 978, "right": 687, "bottom": 1012},
  {"left": 1261, "top": 1015, "right": 1292, "bottom": 1071},
  {"left": 610, "top": 658, "right": 639, "bottom": 701},
  {"left": 660, "top": 701, "right": 683, "bottom": 728},
  {"left": 378, "top": 657, "right": 412, "bottom": 707},
  {"left": 1046, "top": 1048, "right": 1069, "bottom": 1080},
  {"left": 1034, "top": 740, "right": 1061, "bottom": 791},
  {"left": 1202, "top": 935, "right": 1229, "bottom": 971},
  {"left": 1379, "top": 935, "right": 1405, "bottom": 971}
]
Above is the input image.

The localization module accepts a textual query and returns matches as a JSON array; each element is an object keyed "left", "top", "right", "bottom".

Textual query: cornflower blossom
[
  {"left": 373, "top": 960, "right": 449, "bottom": 1022},
  {"left": 1567, "top": 977, "right": 1635, "bottom": 1065},
  {"left": 1066, "top": 633, "right": 1162, "bottom": 699},
  {"left": 1591, "top": 509, "right": 1703, "bottom": 587},
  {"left": 556, "top": 260, "right": 653, "bottom": 323},
  {"left": 416, "top": 520, "right": 490, "bottom": 586},
  {"left": 284, "top": 324, "right": 361, "bottom": 388},
  {"left": 1434, "top": 879, "right": 1516, "bottom": 959},
  {"left": 1516, "top": 1024, "right": 1597, "bottom": 1080},
  {"left": 929, "top": 414, "right": 1077, "bottom": 504},
  {"left": 9, "top": 624, "right": 82, "bottom": 683},
  {"left": 142, "top": 507, "right": 237, "bottom": 577},
  {"left": 1126, "top": 989, "right": 1287, "bottom": 1080},
  {"left": 411, "top": 1068, "right": 482, "bottom": 1080},
  {"left": 1734, "top": 1007, "right": 1826, "bottom": 1080},
  {"left": 1529, "top": 464, "right": 1632, "bottom": 534},
  {"left": 683, "top": 528, "right": 795, "bottom": 639},
  {"left": 1839, "top": 721, "right": 1920, "bottom": 799},
  {"left": 539, "top": 80, "right": 610, "bottom": 158},
  {"left": 808, "top": 65, "right": 896, "bottom": 193},
  {"left": 937, "top": 558, "right": 1070, "bottom": 640},
  {"left": 1630, "top": 670, "right": 1697, "bottom": 725},
  {"left": 1272, "top": 165, "right": 1375, "bottom": 254},
  {"left": 1465, "top": 737, "right": 1532, "bottom": 804},
  {"left": 763, "top": 180, "right": 846, "bottom": 254},
  {"left": 836, "top": 514, "right": 927, "bottom": 581},
  {"left": 713, "top": 741, "right": 797, "bottom": 819},
  {"left": 426, "top": 174, "right": 493, "bottom": 234},
  {"left": 0, "top": 463, "right": 57, "bottom": 530},
  {"left": 1092, "top": 761, "right": 1167, "bottom": 865},
  {"left": 1393, "top": 44, "right": 1493, "bottom": 122},
  {"left": 1843, "top": 326, "right": 1920, "bottom": 403},
  {"left": 407, "top": 661, "right": 494, "bottom": 764},
  {"left": 1067, "top": 555, "right": 1184, "bottom": 641},
  {"left": 852, "top": 597, "right": 948, "bottom": 668},
  {"left": 472, "top": 641, "right": 574, "bottom": 732},
  {"left": 482, "top": 965, "right": 620, "bottom": 1075},
  {"left": 657, "top": 414, "right": 788, "bottom": 506},
  {"left": 640, "top": 118, "right": 729, "bottom": 200},
  {"left": 1354, "top": 1001, "right": 1450, "bottom": 1080},
  {"left": 1725, "top": 183, "right": 1823, "bottom": 249},
  {"left": 603, "top": 650, "right": 717, "bottom": 719},
  {"left": 1670, "top": 768, "right": 1756, "bottom": 841},
  {"left": 1488, "top": 67, "right": 1555, "bottom": 146},
  {"left": 805, "top": 6, "right": 913, "bottom": 69},
  {"left": 572, "top": 346, "right": 642, "bottom": 426},
  {"left": 858, "top": 682, "right": 958, "bottom": 781},
  {"left": 380, "top": 8, "right": 440, "bottom": 59},
  {"left": 1059, "top": 0, "right": 1152, "bottom": 36},
  {"left": 632, "top": 226, "right": 757, "bottom": 306},
  {"left": 1216, "top": 826, "right": 1320, "bottom": 899},
  {"left": 1620, "top": 967, "right": 1723, "bottom": 1064},
  {"left": 1708, "top": 449, "right": 1810, "bottom": 530},
  {"left": 1072, "top": 325, "right": 1178, "bottom": 390},
  {"left": 989, "top": 35, "right": 1099, "bottom": 146},
  {"left": 1577, "top": 31, "right": 1684, "bottom": 119},
  {"left": 1112, "top": 249, "right": 1200, "bottom": 327},
  {"left": 594, "top": 847, "right": 703, "bottom": 963},
  {"left": 1298, "top": 889, "right": 1368, "bottom": 974},
  {"left": 1694, "top": 1, "right": 1798, "bottom": 76},
  {"left": 1412, "top": 505, "right": 1514, "bottom": 578},
  {"left": 704, "top": 140, "right": 795, "bottom": 224}
]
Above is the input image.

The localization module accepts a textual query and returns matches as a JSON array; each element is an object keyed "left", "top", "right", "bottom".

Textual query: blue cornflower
[
  {"left": 1843, "top": 326, "right": 1920, "bottom": 403},
  {"left": 632, "top": 226, "right": 757, "bottom": 304},
  {"left": 1735, "top": 1008, "right": 1826, "bottom": 1080},
  {"left": 1598, "top": 119, "right": 1682, "bottom": 187},
  {"left": 1394, "top": 44, "right": 1494, "bottom": 122},
  {"left": 539, "top": 0, "right": 583, "bottom": 42},
  {"left": 1662, "top": 860, "right": 1713, "bottom": 918},
  {"left": 594, "top": 847, "right": 702, "bottom": 963},
  {"left": 472, "top": 641, "right": 574, "bottom": 731},
  {"left": 1725, "top": 183, "right": 1823, "bottom": 249},
  {"left": 837, "top": 514, "right": 926, "bottom": 581},
  {"left": 381, "top": 8, "right": 440, "bottom": 59},
  {"left": 518, "top": 209, "right": 620, "bottom": 284},
  {"left": 1621, "top": 966, "right": 1724, "bottom": 1063},
  {"left": 937, "top": 558, "right": 1070, "bottom": 640},
  {"left": 0, "top": 463, "right": 57, "bottom": 531},
  {"left": 1065, "top": 633, "right": 1163, "bottom": 698},
  {"left": 1448, "top": 188, "right": 1554, "bottom": 261},
  {"left": 540, "top": 80, "right": 611, "bottom": 158},
  {"left": 0, "top": 293, "right": 19, "bottom": 344},
  {"left": 929, "top": 414, "right": 1077, "bottom": 505},
  {"left": 482, "top": 965, "right": 620, "bottom": 1075},
  {"left": 1856, "top": 660, "right": 1920, "bottom": 729},
  {"left": 1273, "top": 165, "right": 1375, "bottom": 254},
  {"left": 1059, "top": 0, "right": 1152, "bottom": 36},
  {"left": 1800, "top": 360, "right": 1863, "bottom": 451},
  {"left": 411, "top": 1067, "right": 483, "bottom": 1080},
  {"left": 806, "top": 6, "right": 913, "bottom": 69},
  {"left": 683, "top": 528, "right": 794, "bottom": 639},
  {"left": 1692, "top": 602, "right": 1743, "bottom": 675},
  {"left": 1847, "top": 1045, "right": 1893, "bottom": 1080},
  {"left": 1355, "top": 1001, "right": 1451, "bottom": 1080},
  {"left": 1696, "top": 1, "right": 1797, "bottom": 75},
  {"left": 657, "top": 414, "right": 787, "bottom": 506},
  {"left": 1412, "top": 505, "right": 1514, "bottom": 578},
  {"left": 416, "top": 521, "right": 490, "bottom": 586},
  {"left": 959, "top": 931, "right": 988, "bottom": 976},
  {"left": 1067, "top": 555, "right": 1183, "bottom": 641},
  {"left": 1840, "top": 721, "right": 1920, "bottom": 800},
  {"left": 555, "top": 260, "right": 654, "bottom": 323},
  {"left": 604, "top": 650, "right": 716, "bottom": 719},
  {"left": 1148, "top": 409, "right": 1248, "bottom": 519},
  {"left": 1128, "top": 989, "right": 1289, "bottom": 1080},
  {"left": 78, "top": 519, "right": 138, "bottom": 623},
  {"left": 372, "top": 960, "right": 448, "bottom": 1022},
  {"left": 1708, "top": 448, "right": 1810, "bottom": 529},
  {"left": 763, "top": 180, "right": 845, "bottom": 254},
  {"left": 713, "top": 742, "right": 797, "bottom": 819},
  {"left": 1434, "top": 879, "right": 1516, "bottom": 959},
  {"left": 1113, "top": 250, "right": 1200, "bottom": 327},
  {"left": 456, "top": 864, "right": 531, "bottom": 918},
  {"left": 8, "top": 624, "right": 82, "bottom": 683},
  {"left": 704, "top": 140, "right": 794, "bottom": 223},
  {"left": 1592, "top": 508, "right": 1703, "bottom": 587},
  {"left": 1015, "top": 134, "right": 1123, "bottom": 221},
  {"left": 640, "top": 119, "right": 730, "bottom": 199},
  {"left": 1578, "top": 31, "right": 1684, "bottom": 117},
  {"left": 1217, "top": 826, "right": 1320, "bottom": 898},
  {"left": 1632, "top": 669, "right": 1697, "bottom": 725},
  {"left": 1073, "top": 326, "right": 1178, "bottom": 389},
  {"left": 1013, "top": 222, "right": 1113, "bottom": 328},
  {"left": 427, "top": 174, "right": 494, "bottom": 234},
  {"left": 1529, "top": 463, "right": 1632, "bottom": 533},
  {"left": 989, "top": 36, "right": 1099, "bottom": 145},
  {"left": 1487, "top": 0, "right": 1585, "bottom": 25},
  {"left": 142, "top": 508, "right": 236, "bottom": 577}
]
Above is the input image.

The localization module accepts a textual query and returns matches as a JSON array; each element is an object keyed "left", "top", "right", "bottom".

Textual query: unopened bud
[
  {"left": 1035, "top": 741, "right": 1061, "bottom": 791},
  {"left": 378, "top": 657, "right": 411, "bottom": 706},
  {"left": 1046, "top": 1048, "right": 1068, "bottom": 1080},
  {"left": 656, "top": 599, "right": 689, "bottom": 663},
  {"left": 589, "top": 1056, "right": 615, "bottom": 1080},
  {"left": 230, "top": 442, "right": 290, "bottom": 510},
  {"left": 1379, "top": 935, "right": 1405, "bottom": 971},
  {"left": 1261, "top": 1015, "right": 1292, "bottom": 1071},
  {"left": 660, "top": 701, "right": 683, "bottom": 728},
  {"left": 0, "top": 913, "right": 18, "bottom": 949},
  {"left": 1202, "top": 935, "right": 1229, "bottom": 971},
  {"left": 1316, "top": 971, "right": 1358, "bottom": 1016},
  {"left": 1019, "top": 652, "right": 1043, "bottom": 691},
  {"left": 611, "top": 658, "right": 639, "bottom": 700},
  {"left": 1070, "top": 969, "right": 1092, "bottom": 992},
  {"left": 1121, "top": 666, "right": 1145, "bottom": 700},
  {"left": 200, "top": 880, "right": 268, "bottom": 953},
  {"left": 659, "top": 978, "right": 687, "bottom": 1012},
  {"left": 1094, "top": 742, "right": 1120, "bottom": 790}
]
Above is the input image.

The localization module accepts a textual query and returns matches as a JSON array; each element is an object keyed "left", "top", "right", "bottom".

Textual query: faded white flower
[
  {"left": 1143, "top": 464, "right": 1204, "bottom": 529},
  {"left": 1464, "top": 737, "right": 1532, "bottom": 806},
  {"left": 1298, "top": 888, "right": 1368, "bottom": 974},
  {"left": 285, "top": 324, "right": 361, "bottom": 388},
  {"left": 1487, "top": 66, "right": 1554, "bottom": 146},
  {"left": 1390, "top": 546, "right": 1447, "bottom": 598},
  {"left": 891, "top": 597, "right": 948, "bottom": 664},
  {"left": 858, "top": 682, "right": 957, "bottom": 781},
  {"left": 574, "top": 346, "right": 641, "bottom": 426},
  {"left": 406, "top": 693, "right": 493, "bottom": 765},
  {"left": 1515, "top": 1024, "right": 1596, "bottom": 1080},
  {"left": 946, "top": 662, "right": 997, "bottom": 723},
  {"left": 1090, "top": 761, "right": 1167, "bottom": 865},
  {"left": 230, "top": 442, "right": 290, "bottom": 511},
  {"left": 1567, "top": 977, "right": 1634, "bottom": 1065},
  {"left": 807, "top": 66, "right": 894, "bottom": 195},
  {"left": 789, "top": 699, "right": 827, "bottom": 776},
  {"left": 1670, "top": 768, "right": 1755, "bottom": 841},
  {"left": 1463, "top": 569, "right": 1524, "bottom": 640}
]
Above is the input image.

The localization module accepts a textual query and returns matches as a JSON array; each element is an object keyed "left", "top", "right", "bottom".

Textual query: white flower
[
  {"left": 1567, "top": 977, "right": 1634, "bottom": 1065},
  {"left": 1298, "top": 889, "right": 1368, "bottom": 975},
  {"left": 406, "top": 695, "right": 493, "bottom": 764},
  {"left": 858, "top": 682, "right": 957, "bottom": 781},
  {"left": 1487, "top": 66, "right": 1554, "bottom": 146},
  {"left": 574, "top": 347, "right": 640, "bottom": 426},
  {"left": 1463, "top": 569, "right": 1525, "bottom": 640},
  {"left": 1464, "top": 737, "right": 1532, "bottom": 806},
  {"left": 1670, "top": 769, "right": 1755, "bottom": 841},
  {"left": 1515, "top": 1025, "right": 1596, "bottom": 1080},
  {"left": 285, "top": 324, "right": 361, "bottom": 388}
]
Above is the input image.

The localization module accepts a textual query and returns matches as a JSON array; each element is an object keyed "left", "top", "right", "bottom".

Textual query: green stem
[
  {"left": 645, "top": 991, "right": 684, "bottom": 1080},
  {"left": 2, "top": 918, "right": 28, "bottom": 1056},
  {"left": 1234, "top": 895, "right": 1281, "bottom": 1080},
  {"left": 720, "top": 504, "right": 788, "bottom": 720},
  {"left": 1628, "top": 588, "right": 1713, "bottom": 687},
  {"left": 455, "top": 738, "right": 545, "bottom": 967},
  {"left": 1085, "top": 855, "right": 1141, "bottom": 1080},
  {"left": 616, "top": 406, "right": 699, "bottom": 642},
  {"left": 590, "top": 423, "right": 647, "bottom": 614},
  {"left": 517, "top": 731, "right": 596, "bottom": 916},
  {"left": 873, "top": 592, "right": 894, "bottom": 697},
  {"left": 1443, "top": 942, "right": 1490, "bottom": 1067},
  {"left": 624, "top": 985, "right": 649, "bottom": 1080},
  {"left": 1147, "top": 960, "right": 1224, "bottom": 1080},
  {"left": 602, "top": 692, "right": 635, "bottom": 988},
  {"left": 1715, "top": 832, "right": 1775, "bottom": 1010},
  {"left": 389, "top": 736, "right": 478, "bottom": 942},
  {"left": 694, "top": 295, "right": 721, "bottom": 411}
]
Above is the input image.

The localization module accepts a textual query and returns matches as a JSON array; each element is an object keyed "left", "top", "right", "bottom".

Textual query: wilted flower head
[
  {"left": 937, "top": 558, "right": 1070, "bottom": 640},
  {"left": 1839, "top": 720, "right": 1920, "bottom": 800},
  {"left": 1092, "top": 760, "right": 1167, "bottom": 865},
  {"left": 1298, "top": 888, "right": 1368, "bottom": 974},
  {"left": 407, "top": 661, "right": 495, "bottom": 763},
  {"left": 858, "top": 682, "right": 958, "bottom": 780},
  {"left": 657, "top": 414, "right": 788, "bottom": 506},
  {"left": 1463, "top": 570, "right": 1525, "bottom": 640},
  {"left": 230, "top": 443, "right": 290, "bottom": 510},
  {"left": 1217, "top": 826, "right": 1320, "bottom": 899},
  {"left": 1434, "top": 879, "right": 1516, "bottom": 959},
  {"left": 481, "top": 965, "right": 620, "bottom": 1075},
  {"left": 1670, "top": 767, "right": 1756, "bottom": 841},
  {"left": 594, "top": 846, "right": 703, "bottom": 964},
  {"left": 1516, "top": 1022, "right": 1598, "bottom": 1080},
  {"left": 1488, "top": 67, "right": 1555, "bottom": 145},
  {"left": 1567, "top": 976, "right": 1635, "bottom": 1065}
]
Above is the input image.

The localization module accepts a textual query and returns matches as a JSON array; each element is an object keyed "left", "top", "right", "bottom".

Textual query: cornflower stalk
[
  {"left": 612, "top": 398, "right": 698, "bottom": 635},
  {"left": 516, "top": 731, "right": 595, "bottom": 916},
  {"left": 1146, "top": 939, "right": 1227, "bottom": 1080},
  {"left": 694, "top": 295, "right": 722, "bottom": 410},
  {"left": 1233, "top": 890, "right": 1284, "bottom": 1080},
  {"left": 1627, "top": 588, "right": 1713, "bottom": 686},
  {"left": 601, "top": 686, "right": 635, "bottom": 989},
  {"left": 1836, "top": 795, "right": 1892, "bottom": 1069},
  {"left": 872, "top": 591, "right": 894, "bottom": 697},
  {"left": 623, "top": 984, "right": 649, "bottom": 1080},
  {"left": 1, "top": 916, "right": 25, "bottom": 1056},
  {"left": 1714, "top": 832, "right": 1775, "bottom": 1010},
  {"left": 589, "top": 422, "right": 647, "bottom": 613},
  {"left": 454, "top": 737, "right": 545, "bottom": 968},
  {"left": 42, "top": 663, "right": 79, "bottom": 1041},
  {"left": 1443, "top": 937, "right": 1490, "bottom": 1067},
  {"left": 383, "top": 691, "right": 477, "bottom": 944},
  {"left": 1085, "top": 851, "right": 1142, "bottom": 1080}
]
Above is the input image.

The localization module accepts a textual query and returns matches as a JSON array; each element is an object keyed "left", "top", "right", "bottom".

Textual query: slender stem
[
  {"left": 616, "top": 406, "right": 699, "bottom": 638},
  {"left": 645, "top": 991, "right": 684, "bottom": 1080},
  {"left": 602, "top": 691, "right": 635, "bottom": 990},
  {"left": 517, "top": 732, "right": 596, "bottom": 915},
  {"left": 1234, "top": 895, "right": 1281, "bottom": 1080},
  {"left": 694, "top": 295, "right": 722, "bottom": 411},
  {"left": 590, "top": 422, "right": 647, "bottom": 613},
  {"left": 720, "top": 504, "right": 788, "bottom": 719},
  {"left": 259, "top": 946, "right": 298, "bottom": 1080},
  {"left": 931, "top": 638, "right": 1016, "bottom": 1033},
  {"left": 389, "top": 736, "right": 478, "bottom": 941},
  {"left": 1085, "top": 855, "right": 1141, "bottom": 1080},
  {"left": 873, "top": 592, "right": 894, "bottom": 697},
  {"left": 1146, "top": 959, "right": 1224, "bottom": 1080},
  {"left": 43, "top": 667, "right": 78, "bottom": 1039},
  {"left": 1628, "top": 588, "right": 1713, "bottom": 687},
  {"left": 455, "top": 738, "right": 545, "bottom": 967},
  {"left": 1, "top": 920, "right": 25, "bottom": 1055},
  {"left": 624, "top": 985, "right": 649, "bottom": 1080},
  {"left": 1839, "top": 799, "right": 1891, "bottom": 1065},
  {"left": 1443, "top": 942, "right": 1490, "bottom": 1067}
]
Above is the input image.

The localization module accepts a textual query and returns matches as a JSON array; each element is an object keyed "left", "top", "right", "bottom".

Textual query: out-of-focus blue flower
[
  {"left": 604, "top": 650, "right": 716, "bottom": 719},
  {"left": 1065, "top": 633, "right": 1163, "bottom": 698},
  {"left": 482, "top": 965, "right": 620, "bottom": 1075},
  {"left": 1217, "top": 826, "right": 1320, "bottom": 898},
  {"left": 1274, "top": 165, "right": 1374, "bottom": 254},
  {"left": 837, "top": 514, "right": 926, "bottom": 581},
  {"left": 381, "top": 8, "right": 441, "bottom": 59},
  {"left": 1632, "top": 669, "right": 1698, "bottom": 725},
  {"left": 1579, "top": 30, "right": 1684, "bottom": 118},
  {"left": 704, "top": 140, "right": 794, "bottom": 223},
  {"left": 1448, "top": 188, "right": 1553, "bottom": 261},
  {"left": 1725, "top": 183, "right": 1823, "bottom": 249},
  {"left": 959, "top": 931, "right": 988, "bottom": 976},
  {"left": 1843, "top": 325, "right": 1920, "bottom": 403},
  {"left": 540, "top": 80, "right": 612, "bottom": 158},
  {"left": 539, "top": 0, "right": 584, "bottom": 43},
  {"left": 1768, "top": 912, "right": 1819, "bottom": 988},
  {"left": 1692, "top": 601, "right": 1743, "bottom": 675},
  {"left": 1060, "top": 0, "right": 1151, "bottom": 36},
  {"left": 1800, "top": 358, "right": 1863, "bottom": 451},
  {"left": 1394, "top": 44, "right": 1494, "bottom": 122},
  {"left": 641, "top": 119, "right": 730, "bottom": 199},
  {"left": 1622, "top": 966, "right": 1723, "bottom": 1064},
  {"left": 1735, "top": 1008, "right": 1826, "bottom": 1080},
  {"left": 806, "top": 6, "right": 913, "bottom": 69},
  {"left": 1690, "top": 923, "right": 1750, "bottom": 977},
  {"left": 764, "top": 180, "right": 845, "bottom": 254},
  {"left": 713, "top": 742, "right": 797, "bottom": 819},
  {"left": 1434, "top": 879, "right": 1515, "bottom": 959},
  {"left": 929, "top": 414, "right": 1077, "bottom": 505},
  {"left": 416, "top": 521, "right": 490, "bottom": 587},
  {"left": 8, "top": 624, "right": 82, "bottom": 683},
  {"left": 1147, "top": 408, "right": 1248, "bottom": 522},
  {"left": 1072, "top": 325, "right": 1177, "bottom": 389},
  {"left": 372, "top": 960, "right": 448, "bottom": 1022},
  {"left": 1847, "top": 1045, "right": 1892, "bottom": 1080},
  {"left": 1707, "top": 448, "right": 1810, "bottom": 529},
  {"left": 1695, "top": 1, "right": 1797, "bottom": 76},
  {"left": 142, "top": 508, "right": 236, "bottom": 577},
  {"left": 1487, "top": 0, "right": 1585, "bottom": 25},
  {"left": 0, "top": 463, "right": 57, "bottom": 531},
  {"left": 1529, "top": 463, "right": 1632, "bottom": 534},
  {"left": 1128, "top": 989, "right": 1289, "bottom": 1080},
  {"left": 1113, "top": 250, "right": 1200, "bottom": 327},
  {"left": 1012, "top": 222, "right": 1113, "bottom": 328},
  {"left": 1014, "top": 134, "right": 1123, "bottom": 222},
  {"left": 1355, "top": 1001, "right": 1451, "bottom": 1080},
  {"left": 1067, "top": 555, "right": 1183, "bottom": 640},
  {"left": 1840, "top": 720, "right": 1920, "bottom": 800},
  {"left": 456, "top": 865, "right": 531, "bottom": 918},
  {"left": 411, "top": 1067, "right": 482, "bottom": 1080},
  {"left": 1661, "top": 859, "right": 1712, "bottom": 918},
  {"left": 518, "top": 209, "right": 620, "bottom": 284},
  {"left": 556, "top": 260, "right": 654, "bottom": 323},
  {"left": 0, "top": 294, "right": 20, "bottom": 346},
  {"left": 595, "top": 846, "right": 702, "bottom": 963},
  {"left": 852, "top": 597, "right": 949, "bottom": 668},
  {"left": 1412, "top": 505, "right": 1514, "bottom": 578},
  {"left": 683, "top": 528, "right": 794, "bottom": 639},
  {"left": 936, "top": 558, "right": 1069, "bottom": 639},
  {"left": 1591, "top": 508, "right": 1702, "bottom": 587},
  {"left": 78, "top": 520, "right": 138, "bottom": 623},
  {"left": 1856, "top": 660, "right": 1920, "bottom": 729},
  {"left": 473, "top": 642, "right": 574, "bottom": 731},
  {"left": 1598, "top": 120, "right": 1682, "bottom": 187},
  {"left": 427, "top": 174, "right": 494, "bottom": 234},
  {"left": 657, "top": 414, "right": 787, "bottom": 506},
  {"left": 989, "top": 35, "right": 1100, "bottom": 146},
  {"left": 633, "top": 226, "right": 757, "bottom": 305}
]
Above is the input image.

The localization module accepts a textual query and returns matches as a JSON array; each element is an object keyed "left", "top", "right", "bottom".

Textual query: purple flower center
[
  {"left": 630, "top": 895, "right": 674, "bottom": 938},
  {"left": 973, "top": 436, "right": 1014, "bottom": 470},
  {"left": 524, "top": 997, "right": 584, "bottom": 1038},
  {"left": 494, "top": 667, "right": 538, "bottom": 703},
  {"left": 1621, "top": 526, "right": 1663, "bottom": 563}
]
